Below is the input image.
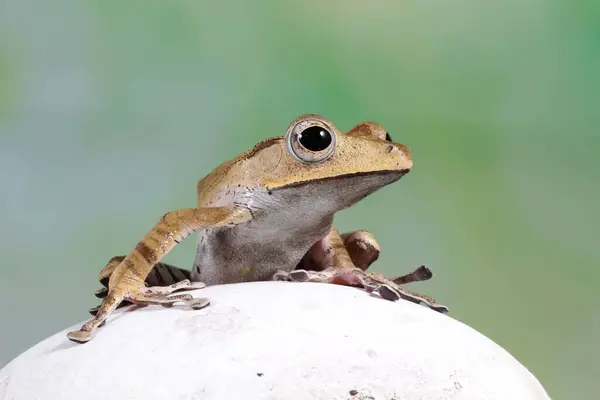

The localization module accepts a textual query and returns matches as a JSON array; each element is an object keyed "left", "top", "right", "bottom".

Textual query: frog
[{"left": 67, "top": 114, "right": 447, "bottom": 344}]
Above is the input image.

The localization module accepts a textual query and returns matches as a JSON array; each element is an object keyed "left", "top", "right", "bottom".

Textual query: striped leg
[
  {"left": 67, "top": 206, "right": 252, "bottom": 344},
  {"left": 90, "top": 258, "right": 199, "bottom": 316}
]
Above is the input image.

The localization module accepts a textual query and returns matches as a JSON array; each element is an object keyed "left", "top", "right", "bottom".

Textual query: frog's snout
[
  {"left": 394, "top": 143, "right": 412, "bottom": 161},
  {"left": 387, "top": 142, "right": 413, "bottom": 171}
]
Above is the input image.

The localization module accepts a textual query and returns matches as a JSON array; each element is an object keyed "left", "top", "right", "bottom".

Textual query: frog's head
[{"left": 253, "top": 114, "right": 413, "bottom": 214}]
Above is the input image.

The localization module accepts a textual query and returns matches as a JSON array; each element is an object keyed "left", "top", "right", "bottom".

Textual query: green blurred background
[{"left": 0, "top": 1, "right": 598, "bottom": 398}]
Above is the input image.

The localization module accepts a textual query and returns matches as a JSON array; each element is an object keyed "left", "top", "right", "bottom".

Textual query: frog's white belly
[
  {"left": 190, "top": 214, "right": 333, "bottom": 285},
  {"left": 190, "top": 184, "right": 336, "bottom": 285}
]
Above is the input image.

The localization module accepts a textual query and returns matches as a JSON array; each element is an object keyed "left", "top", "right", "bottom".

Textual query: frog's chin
[
  {"left": 344, "top": 169, "right": 408, "bottom": 206},
  {"left": 262, "top": 168, "right": 409, "bottom": 217}
]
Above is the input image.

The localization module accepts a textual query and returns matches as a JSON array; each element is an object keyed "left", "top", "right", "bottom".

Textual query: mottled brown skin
[{"left": 68, "top": 114, "right": 446, "bottom": 343}]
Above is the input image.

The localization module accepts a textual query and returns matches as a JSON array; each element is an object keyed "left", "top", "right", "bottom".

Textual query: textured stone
[{"left": 0, "top": 281, "right": 549, "bottom": 400}]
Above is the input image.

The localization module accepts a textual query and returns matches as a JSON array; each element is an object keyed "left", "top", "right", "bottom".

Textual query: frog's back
[{"left": 196, "top": 137, "right": 283, "bottom": 207}]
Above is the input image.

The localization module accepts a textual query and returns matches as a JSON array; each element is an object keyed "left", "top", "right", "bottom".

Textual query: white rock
[{"left": 0, "top": 282, "right": 549, "bottom": 400}]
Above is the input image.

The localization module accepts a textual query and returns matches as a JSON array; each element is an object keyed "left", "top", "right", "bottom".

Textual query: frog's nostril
[{"left": 396, "top": 143, "right": 412, "bottom": 160}]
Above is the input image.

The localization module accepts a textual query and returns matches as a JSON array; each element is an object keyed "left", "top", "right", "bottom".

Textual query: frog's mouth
[{"left": 275, "top": 168, "right": 411, "bottom": 190}]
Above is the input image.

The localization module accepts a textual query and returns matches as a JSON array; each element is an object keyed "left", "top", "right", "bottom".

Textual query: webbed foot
[
  {"left": 272, "top": 266, "right": 448, "bottom": 313},
  {"left": 68, "top": 280, "right": 210, "bottom": 343}
]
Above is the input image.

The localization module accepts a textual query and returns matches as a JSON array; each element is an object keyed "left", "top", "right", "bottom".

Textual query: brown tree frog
[{"left": 67, "top": 114, "right": 447, "bottom": 343}]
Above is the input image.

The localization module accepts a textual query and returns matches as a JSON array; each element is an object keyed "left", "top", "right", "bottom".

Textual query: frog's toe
[
  {"left": 189, "top": 281, "right": 207, "bottom": 289},
  {"left": 392, "top": 265, "right": 433, "bottom": 285},
  {"left": 188, "top": 297, "right": 211, "bottom": 310},
  {"left": 288, "top": 270, "right": 311, "bottom": 282},
  {"left": 145, "top": 279, "right": 195, "bottom": 295},
  {"left": 66, "top": 329, "right": 93, "bottom": 344},
  {"left": 94, "top": 287, "right": 108, "bottom": 298},
  {"left": 430, "top": 303, "right": 450, "bottom": 314},
  {"left": 272, "top": 269, "right": 311, "bottom": 282},
  {"left": 324, "top": 268, "right": 369, "bottom": 288},
  {"left": 272, "top": 270, "right": 290, "bottom": 281},
  {"left": 376, "top": 284, "right": 401, "bottom": 301},
  {"left": 375, "top": 284, "right": 450, "bottom": 314}
]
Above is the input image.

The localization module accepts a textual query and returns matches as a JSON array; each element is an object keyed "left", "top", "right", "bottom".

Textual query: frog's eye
[
  {"left": 385, "top": 132, "right": 393, "bottom": 142},
  {"left": 298, "top": 126, "right": 332, "bottom": 151},
  {"left": 286, "top": 122, "right": 336, "bottom": 163}
]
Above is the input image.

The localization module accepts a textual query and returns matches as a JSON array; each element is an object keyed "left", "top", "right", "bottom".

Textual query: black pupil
[
  {"left": 385, "top": 132, "right": 393, "bottom": 142},
  {"left": 298, "top": 126, "right": 332, "bottom": 152}
]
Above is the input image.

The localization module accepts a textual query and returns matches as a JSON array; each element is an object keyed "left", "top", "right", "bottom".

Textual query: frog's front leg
[
  {"left": 90, "top": 256, "right": 199, "bottom": 317},
  {"left": 66, "top": 206, "right": 252, "bottom": 344}
]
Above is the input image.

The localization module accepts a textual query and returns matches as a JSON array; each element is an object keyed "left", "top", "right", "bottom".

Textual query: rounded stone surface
[{"left": 0, "top": 282, "right": 549, "bottom": 400}]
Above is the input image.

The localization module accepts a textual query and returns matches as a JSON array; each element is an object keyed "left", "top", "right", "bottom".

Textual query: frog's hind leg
[
  {"left": 294, "top": 228, "right": 393, "bottom": 273},
  {"left": 283, "top": 228, "right": 448, "bottom": 313},
  {"left": 328, "top": 229, "right": 434, "bottom": 285},
  {"left": 339, "top": 230, "right": 432, "bottom": 284},
  {"left": 279, "top": 227, "right": 364, "bottom": 284},
  {"left": 340, "top": 230, "right": 381, "bottom": 271},
  {"left": 296, "top": 228, "right": 357, "bottom": 272}
]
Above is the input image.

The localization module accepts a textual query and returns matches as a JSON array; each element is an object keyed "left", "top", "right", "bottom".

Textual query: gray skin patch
[{"left": 191, "top": 173, "right": 402, "bottom": 286}]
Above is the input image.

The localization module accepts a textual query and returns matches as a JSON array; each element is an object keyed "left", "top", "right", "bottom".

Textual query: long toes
[
  {"left": 165, "top": 279, "right": 192, "bottom": 292},
  {"left": 288, "top": 270, "right": 310, "bottom": 282},
  {"left": 135, "top": 293, "right": 194, "bottom": 305},
  {"left": 272, "top": 270, "right": 293, "bottom": 281},
  {"left": 165, "top": 280, "right": 205, "bottom": 292},
  {"left": 132, "top": 292, "right": 208, "bottom": 310},
  {"left": 327, "top": 272, "right": 366, "bottom": 287},
  {"left": 66, "top": 330, "right": 92, "bottom": 344},
  {"left": 145, "top": 279, "right": 198, "bottom": 295},
  {"left": 94, "top": 287, "right": 108, "bottom": 298},
  {"left": 413, "top": 265, "right": 433, "bottom": 281},
  {"left": 173, "top": 279, "right": 191, "bottom": 287},
  {"left": 376, "top": 284, "right": 401, "bottom": 301},
  {"left": 392, "top": 265, "right": 433, "bottom": 285},
  {"left": 376, "top": 285, "right": 449, "bottom": 313},
  {"left": 189, "top": 281, "right": 206, "bottom": 289},
  {"left": 431, "top": 304, "right": 450, "bottom": 314},
  {"left": 415, "top": 300, "right": 449, "bottom": 314},
  {"left": 188, "top": 297, "right": 210, "bottom": 310},
  {"left": 271, "top": 270, "right": 309, "bottom": 282},
  {"left": 173, "top": 294, "right": 193, "bottom": 301}
]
